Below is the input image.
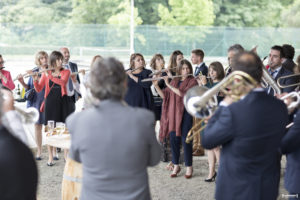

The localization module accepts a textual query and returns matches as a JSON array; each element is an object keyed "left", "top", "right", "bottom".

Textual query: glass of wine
[
  {"left": 56, "top": 122, "right": 65, "bottom": 136},
  {"left": 47, "top": 120, "right": 55, "bottom": 135}
]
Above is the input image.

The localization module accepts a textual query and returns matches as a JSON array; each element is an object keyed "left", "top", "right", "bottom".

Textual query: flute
[
  {"left": 141, "top": 74, "right": 194, "bottom": 82},
  {"left": 71, "top": 69, "right": 90, "bottom": 76},
  {"left": 23, "top": 67, "right": 56, "bottom": 78},
  {"left": 13, "top": 67, "right": 39, "bottom": 81}
]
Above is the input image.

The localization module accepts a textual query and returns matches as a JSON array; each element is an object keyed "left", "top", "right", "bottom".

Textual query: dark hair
[
  {"left": 177, "top": 59, "right": 193, "bottom": 77},
  {"left": 49, "top": 51, "right": 64, "bottom": 70},
  {"left": 232, "top": 51, "right": 263, "bottom": 83},
  {"left": 0, "top": 54, "right": 2, "bottom": 58},
  {"left": 168, "top": 50, "right": 183, "bottom": 73},
  {"left": 129, "top": 53, "right": 145, "bottom": 69},
  {"left": 90, "top": 57, "right": 127, "bottom": 100},
  {"left": 90, "top": 55, "right": 103, "bottom": 68},
  {"left": 191, "top": 49, "right": 205, "bottom": 59},
  {"left": 209, "top": 61, "right": 225, "bottom": 81},
  {"left": 282, "top": 44, "right": 295, "bottom": 59},
  {"left": 271, "top": 45, "right": 284, "bottom": 58},
  {"left": 150, "top": 54, "right": 165, "bottom": 70},
  {"left": 227, "top": 44, "right": 244, "bottom": 54}
]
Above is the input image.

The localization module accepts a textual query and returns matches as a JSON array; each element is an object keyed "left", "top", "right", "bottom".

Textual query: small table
[{"left": 44, "top": 134, "right": 71, "bottom": 149}]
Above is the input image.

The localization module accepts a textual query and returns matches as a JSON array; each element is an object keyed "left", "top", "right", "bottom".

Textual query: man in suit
[
  {"left": 267, "top": 45, "right": 296, "bottom": 95},
  {"left": 190, "top": 49, "right": 208, "bottom": 156},
  {"left": 201, "top": 51, "right": 289, "bottom": 200},
  {"left": 282, "top": 44, "right": 296, "bottom": 73},
  {"left": 0, "top": 89, "right": 38, "bottom": 200},
  {"left": 281, "top": 109, "right": 300, "bottom": 200},
  {"left": 67, "top": 57, "right": 161, "bottom": 200},
  {"left": 226, "top": 44, "right": 244, "bottom": 77},
  {"left": 60, "top": 47, "right": 81, "bottom": 112},
  {"left": 191, "top": 49, "right": 208, "bottom": 77}
]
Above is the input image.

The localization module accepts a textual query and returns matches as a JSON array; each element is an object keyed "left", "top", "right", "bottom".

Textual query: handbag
[{"left": 25, "top": 88, "right": 36, "bottom": 101}]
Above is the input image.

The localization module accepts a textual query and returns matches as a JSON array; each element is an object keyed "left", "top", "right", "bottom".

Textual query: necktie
[{"left": 66, "top": 64, "right": 73, "bottom": 91}]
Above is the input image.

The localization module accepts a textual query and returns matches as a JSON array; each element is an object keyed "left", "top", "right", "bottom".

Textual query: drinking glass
[
  {"left": 56, "top": 122, "right": 65, "bottom": 136},
  {"left": 47, "top": 120, "right": 55, "bottom": 135}
]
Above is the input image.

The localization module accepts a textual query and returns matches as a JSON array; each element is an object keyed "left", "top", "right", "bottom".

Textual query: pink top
[
  {"left": 0, "top": 70, "right": 15, "bottom": 90},
  {"left": 34, "top": 69, "right": 70, "bottom": 98}
]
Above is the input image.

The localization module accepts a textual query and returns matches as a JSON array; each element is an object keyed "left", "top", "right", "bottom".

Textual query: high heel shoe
[
  {"left": 184, "top": 168, "right": 193, "bottom": 179},
  {"left": 170, "top": 166, "right": 181, "bottom": 178},
  {"left": 205, "top": 172, "right": 217, "bottom": 182}
]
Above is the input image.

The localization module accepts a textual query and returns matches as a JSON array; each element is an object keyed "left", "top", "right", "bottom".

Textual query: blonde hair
[{"left": 35, "top": 51, "right": 48, "bottom": 66}]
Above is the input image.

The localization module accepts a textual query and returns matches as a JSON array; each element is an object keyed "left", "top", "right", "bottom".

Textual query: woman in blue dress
[
  {"left": 125, "top": 53, "right": 154, "bottom": 111},
  {"left": 17, "top": 51, "right": 47, "bottom": 160}
]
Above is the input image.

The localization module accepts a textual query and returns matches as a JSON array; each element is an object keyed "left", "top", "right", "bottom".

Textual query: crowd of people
[{"left": 0, "top": 43, "right": 299, "bottom": 200}]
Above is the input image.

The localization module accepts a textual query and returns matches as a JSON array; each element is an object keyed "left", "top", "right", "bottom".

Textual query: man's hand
[{"left": 71, "top": 73, "right": 77, "bottom": 83}]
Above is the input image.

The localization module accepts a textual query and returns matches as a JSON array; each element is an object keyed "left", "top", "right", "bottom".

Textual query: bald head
[{"left": 60, "top": 47, "right": 70, "bottom": 64}]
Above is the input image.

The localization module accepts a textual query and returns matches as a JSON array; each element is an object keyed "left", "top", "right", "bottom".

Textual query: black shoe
[
  {"left": 35, "top": 157, "right": 42, "bottom": 161},
  {"left": 53, "top": 156, "right": 59, "bottom": 160},
  {"left": 57, "top": 148, "right": 61, "bottom": 153},
  {"left": 205, "top": 172, "right": 217, "bottom": 182},
  {"left": 47, "top": 162, "right": 55, "bottom": 167}
]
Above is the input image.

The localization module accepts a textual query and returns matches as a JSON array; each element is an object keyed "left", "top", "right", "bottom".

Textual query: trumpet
[
  {"left": 141, "top": 74, "right": 194, "bottom": 82},
  {"left": 14, "top": 106, "right": 39, "bottom": 124},
  {"left": 184, "top": 71, "right": 258, "bottom": 143},
  {"left": 277, "top": 73, "right": 300, "bottom": 88}
]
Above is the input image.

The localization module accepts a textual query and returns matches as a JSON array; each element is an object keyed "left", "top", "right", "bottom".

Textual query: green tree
[
  {"left": 69, "top": 0, "right": 122, "bottom": 24},
  {"left": 281, "top": 0, "right": 300, "bottom": 27},
  {"left": 157, "top": 0, "right": 215, "bottom": 26},
  {"left": 134, "top": 0, "right": 168, "bottom": 25},
  {"left": 212, "top": 0, "right": 285, "bottom": 27},
  {"left": 0, "top": 0, "right": 72, "bottom": 23}
]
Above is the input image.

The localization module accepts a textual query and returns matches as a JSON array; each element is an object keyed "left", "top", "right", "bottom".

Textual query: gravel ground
[{"left": 35, "top": 147, "right": 288, "bottom": 200}]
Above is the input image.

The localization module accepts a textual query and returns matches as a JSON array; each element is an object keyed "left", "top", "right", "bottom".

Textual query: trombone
[
  {"left": 277, "top": 73, "right": 300, "bottom": 88},
  {"left": 261, "top": 67, "right": 281, "bottom": 95},
  {"left": 184, "top": 71, "right": 258, "bottom": 143}
]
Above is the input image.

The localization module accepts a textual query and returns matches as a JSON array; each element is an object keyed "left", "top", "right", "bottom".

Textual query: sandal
[
  {"left": 35, "top": 157, "right": 42, "bottom": 161},
  {"left": 47, "top": 162, "right": 55, "bottom": 167},
  {"left": 166, "top": 162, "right": 174, "bottom": 171}
]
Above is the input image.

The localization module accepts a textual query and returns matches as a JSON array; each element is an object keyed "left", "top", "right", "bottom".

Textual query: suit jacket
[
  {"left": 69, "top": 62, "right": 81, "bottom": 101},
  {"left": 269, "top": 67, "right": 296, "bottom": 95},
  {"left": 281, "top": 110, "right": 300, "bottom": 193},
  {"left": 194, "top": 63, "right": 208, "bottom": 77},
  {"left": 201, "top": 91, "right": 288, "bottom": 200},
  {"left": 0, "top": 69, "right": 15, "bottom": 90},
  {"left": 282, "top": 59, "right": 296, "bottom": 73},
  {"left": 67, "top": 99, "right": 161, "bottom": 200},
  {"left": 69, "top": 62, "right": 80, "bottom": 83},
  {"left": 0, "top": 125, "right": 38, "bottom": 200}
]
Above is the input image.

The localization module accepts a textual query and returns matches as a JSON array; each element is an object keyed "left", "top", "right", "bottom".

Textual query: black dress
[
  {"left": 153, "top": 72, "right": 167, "bottom": 121},
  {"left": 44, "top": 79, "right": 69, "bottom": 125},
  {"left": 124, "top": 69, "right": 154, "bottom": 111}
]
